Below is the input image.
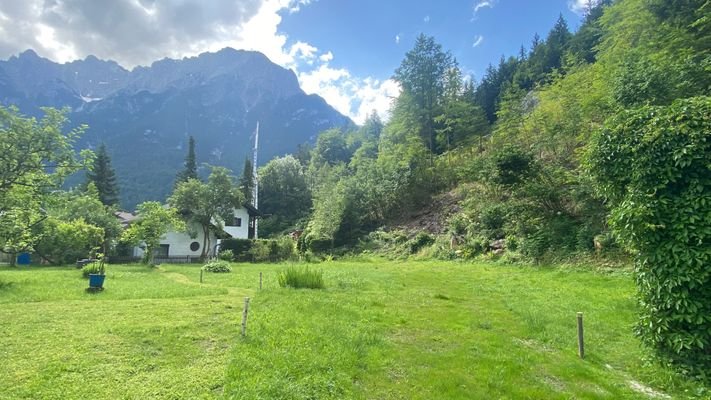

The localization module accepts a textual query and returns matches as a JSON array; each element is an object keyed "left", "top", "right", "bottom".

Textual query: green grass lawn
[{"left": 0, "top": 260, "right": 708, "bottom": 399}]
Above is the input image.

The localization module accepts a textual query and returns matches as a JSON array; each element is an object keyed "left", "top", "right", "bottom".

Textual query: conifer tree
[
  {"left": 239, "top": 157, "right": 254, "bottom": 205},
  {"left": 86, "top": 143, "right": 120, "bottom": 206},
  {"left": 175, "top": 136, "right": 198, "bottom": 185}
]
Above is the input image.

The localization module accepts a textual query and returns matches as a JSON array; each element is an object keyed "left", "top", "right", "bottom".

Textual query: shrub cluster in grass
[
  {"left": 202, "top": 260, "right": 232, "bottom": 273},
  {"left": 217, "top": 249, "right": 234, "bottom": 261},
  {"left": 277, "top": 266, "right": 324, "bottom": 289},
  {"left": 219, "top": 237, "right": 296, "bottom": 262}
]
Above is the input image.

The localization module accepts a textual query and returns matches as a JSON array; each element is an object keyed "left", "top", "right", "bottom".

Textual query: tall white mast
[{"left": 251, "top": 121, "right": 259, "bottom": 239}]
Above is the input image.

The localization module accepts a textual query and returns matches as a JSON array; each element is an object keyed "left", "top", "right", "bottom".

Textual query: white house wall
[
  {"left": 223, "top": 207, "right": 250, "bottom": 239},
  {"left": 161, "top": 221, "right": 217, "bottom": 257},
  {"left": 131, "top": 207, "right": 251, "bottom": 258},
  {"left": 133, "top": 221, "right": 216, "bottom": 258}
]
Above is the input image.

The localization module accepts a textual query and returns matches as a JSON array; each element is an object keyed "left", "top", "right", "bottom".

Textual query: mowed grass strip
[
  {"left": 1, "top": 261, "right": 708, "bottom": 399},
  {"left": 0, "top": 265, "right": 236, "bottom": 399},
  {"left": 220, "top": 261, "right": 708, "bottom": 399}
]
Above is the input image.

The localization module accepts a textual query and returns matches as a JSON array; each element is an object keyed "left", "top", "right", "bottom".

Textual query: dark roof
[
  {"left": 242, "top": 203, "right": 262, "bottom": 216},
  {"left": 114, "top": 211, "right": 139, "bottom": 227}
]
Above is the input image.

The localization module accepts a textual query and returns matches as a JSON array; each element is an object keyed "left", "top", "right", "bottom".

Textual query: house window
[
  {"left": 190, "top": 241, "right": 200, "bottom": 252},
  {"left": 156, "top": 244, "right": 169, "bottom": 257},
  {"left": 233, "top": 217, "right": 242, "bottom": 227}
]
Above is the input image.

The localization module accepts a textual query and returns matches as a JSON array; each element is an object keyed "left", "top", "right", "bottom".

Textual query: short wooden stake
[
  {"left": 241, "top": 297, "right": 251, "bottom": 337},
  {"left": 259, "top": 272, "right": 263, "bottom": 290},
  {"left": 577, "top": 312, "right": 585, "bottom": 359},
  {"left": 200, "top": 269, "right": 203, "bottom": 283}
]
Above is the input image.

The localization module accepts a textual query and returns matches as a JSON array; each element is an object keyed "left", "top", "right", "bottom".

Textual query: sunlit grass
[{"left": 0, "top": 261, "right": 708, "bottom": 399}]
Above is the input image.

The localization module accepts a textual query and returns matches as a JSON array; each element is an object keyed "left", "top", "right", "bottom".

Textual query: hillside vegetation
[{"left": 256, "top": 0, "right": 710, "bottom": 375}]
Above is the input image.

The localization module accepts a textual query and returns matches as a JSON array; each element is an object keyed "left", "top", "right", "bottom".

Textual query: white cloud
[
  {"left": 298, "top": 63, "right": 400, "bottom": 124},
  {"left": 471, "top": 0, "right": 495, "bottom": 20},
  {"left": 287, "top": 0, "right": 314, "bottom": 13},
  {"left": 319, "top": 51, "right": 333, "bottom": 62},
  {"left": 288, "top": 41, "right": 318, "bottom": 65},
  {"left": 472, "top": 35, "right": 484, "bottom": 48},
  {"left": 568, "top": 0, "right": 601, "bottom": 15},
  {"left": 0, "top": 0, "right": 396, "bottom": 124},
  {"left": 473, "top": 1, "right": 493, "bottom": 13}
]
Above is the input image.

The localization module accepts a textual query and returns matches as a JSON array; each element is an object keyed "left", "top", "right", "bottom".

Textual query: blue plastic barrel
[
  {"left": 88, "top": 274, "right": 105, "bottom": 288},
  {"left": 16, "top": 253, "right": 30, "bottom": 265}
]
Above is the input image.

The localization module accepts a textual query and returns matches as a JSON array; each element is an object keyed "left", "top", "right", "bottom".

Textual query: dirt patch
[
  {"left": 627, "top": 380, "right": 671, "bottom": 399},
  {"left": 389, "top": 190, "right": 462, "bottom": 235}
]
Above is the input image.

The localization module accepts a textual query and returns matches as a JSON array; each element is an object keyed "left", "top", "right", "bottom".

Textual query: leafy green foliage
[
  {"left": 587, "top": 96, "right": 711, "bottom": 374},
  {"left": 36, "top": 218, "right": 104, "bottom": 265},
  {"left": 202, "top": 260, "right": 232, "bottom": 273},
  {"left": 217, "top": 249, "right": 234, "bottom": 261},
  {"left": 407, "top": 232, "right": 435, "bottom": 254},
  {"left": 258, "top": 155, "right": 311, "bottom": 237},
  {"left": 169, "top": 166, "right": 244, "bottom": 259},
  {"left": 43, "top": 186, "right": 122, "bottom": 247},
  {"left": 277, "top": 266, "right": 324, "bottom": 289},
  {"left": 81, "top": 260, "right": 105, "bottom": 278},
  {"left": 0, "top": 106, "right": 89, "bottom": 258},
  {"left": 219, "top": 238, "right": 296, "bottom": 262},
  {"left": 120, "top": 201, "right": 185, "bottom": 264}
]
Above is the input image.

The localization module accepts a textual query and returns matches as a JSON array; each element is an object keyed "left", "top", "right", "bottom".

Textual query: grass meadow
[{"left": 0, "top": 260, "right": 708, "bottom": 399}]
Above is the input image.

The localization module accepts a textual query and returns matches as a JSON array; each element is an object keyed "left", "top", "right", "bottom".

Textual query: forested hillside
[
  {"left": 257, "top": 0, "right": 710, "bottom": 374},
  {"left": 264, "top": 0, "right": 708, "bottom": 254}
]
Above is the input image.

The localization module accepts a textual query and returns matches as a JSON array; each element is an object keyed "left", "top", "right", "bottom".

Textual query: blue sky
[
  {"left": 280, "top": 1, "right": 585, "bottom": 80},
  {"left": 0, "top": 0, "right": 591, "bottom": 123}
]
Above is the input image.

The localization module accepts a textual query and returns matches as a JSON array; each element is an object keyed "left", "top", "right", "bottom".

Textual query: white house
[{"left": 123, "top": 204, "right": 260, "bottom": 261}]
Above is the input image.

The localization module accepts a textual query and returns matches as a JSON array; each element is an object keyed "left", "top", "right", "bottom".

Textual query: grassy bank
[{"left": 0, "top": 260, "right": 707, "bottom": 399}]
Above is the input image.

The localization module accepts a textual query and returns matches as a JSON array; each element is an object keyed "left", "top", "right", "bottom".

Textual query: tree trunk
[{"left": 201, "top": 224, "right": 210, "bottom": 260}]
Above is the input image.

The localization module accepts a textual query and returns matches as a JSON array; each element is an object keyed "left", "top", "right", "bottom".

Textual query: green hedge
[{"left": 219, "top": 237, "right": 296, "bottom": 262}]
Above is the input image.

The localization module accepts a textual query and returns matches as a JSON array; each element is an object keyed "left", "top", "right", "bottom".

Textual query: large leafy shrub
[
  {"left": 36, "top": 218, "right": 104, "bottom": 265},
  {"left": 587, "top": 96, "right": 711, "bottom": 374}
]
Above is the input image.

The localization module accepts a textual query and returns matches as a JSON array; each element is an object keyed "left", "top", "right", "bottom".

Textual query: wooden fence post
[
  {"left": 259, "top": 272, "right": 263, "bottom": 290},
  {"left": 200, "top": 269, "right": 203, "bottom": 283},
  {"left": 242, "top": 297, "right": 251, "bottom": 337},
  {"left": 577, "top": 312, "right": 585, "bottom": 359}
]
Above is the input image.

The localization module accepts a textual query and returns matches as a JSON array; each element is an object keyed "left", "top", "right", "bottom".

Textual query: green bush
[
  {"left": 219, "top": 238, "right": 296, "bottom": 262},
  {"left": 408, "top": 232, "right": 435, "bottom": 254},
  {"left": 277, "top": 266, "right": 324, "bottom": 289},
  {"left": 202, "top": 260, "right": 232, "bottom": 273},
  {"left": 219, "top": 239, "right": 253, "bottom": 261},
  {"left": 587, "top": 96, "right": 711, "bottom": 374},
  {"left": 272, "top": 236, "right": 297, "bottom": 261},
  {"left": 217, "top": 249, "right": 234, "bottom": 261},
  {"left": 248, "top": 240, "right": 271, "bottom": 262}
]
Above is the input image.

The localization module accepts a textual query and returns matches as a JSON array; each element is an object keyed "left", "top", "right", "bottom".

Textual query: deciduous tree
[{"left": 169, "top": 167, "right": 243, "bottom": 259}]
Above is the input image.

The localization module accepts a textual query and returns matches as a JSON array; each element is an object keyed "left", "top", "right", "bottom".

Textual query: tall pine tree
[
  {"left": 86, "top": 143, "right": 120, "bottom": 206},
  {"left": 175, "top": 136, "right": 198, "bottom": 185},
  {"left": 393, "top": 34, "right": 455, "bottom": 155},
  {"left": 239, "top": 157, "right": 254, "bottom": 205}
]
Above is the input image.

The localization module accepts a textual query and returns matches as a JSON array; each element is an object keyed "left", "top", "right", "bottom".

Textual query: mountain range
[{"left": 0, "top": 48, "right": 352, "bottom": 209}]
